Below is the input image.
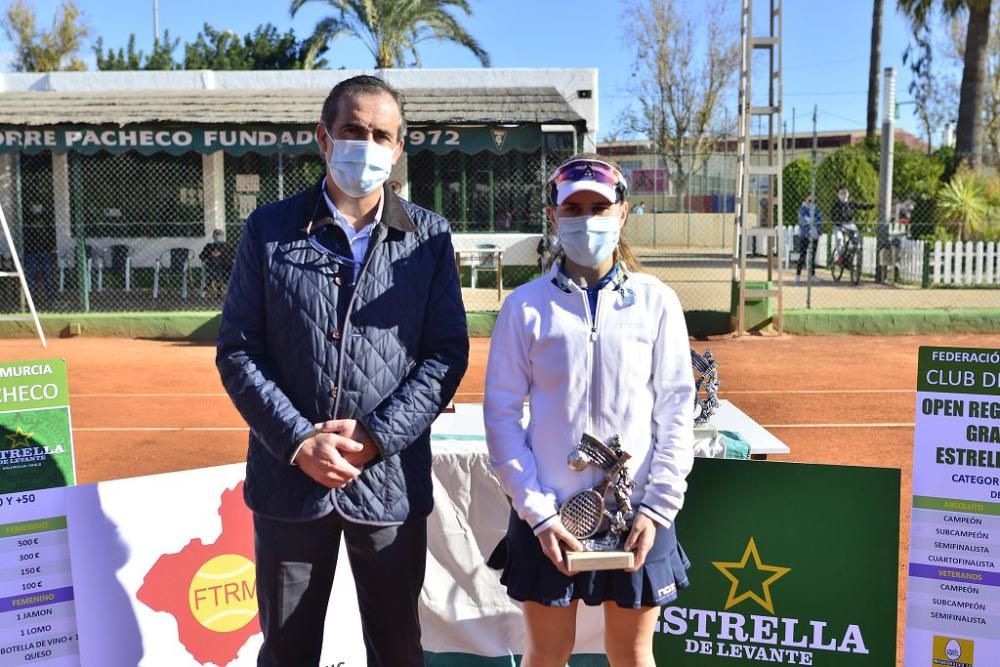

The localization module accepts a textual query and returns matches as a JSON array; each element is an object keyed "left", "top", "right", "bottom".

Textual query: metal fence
[
  {"left": 1, "top": 149, "right": 331, "bottom": 314},
  {"left": 408, "top": 146, "right": 573, "bottom": 313},
  {"left": 539, "top": 147, "right": 999, "bottom": 319},
  {"left": 2, "top": 143, "right": 998, "bottom": 322},
  {"left": 1, "top": 145, "right": 570, "bottom": 315}
]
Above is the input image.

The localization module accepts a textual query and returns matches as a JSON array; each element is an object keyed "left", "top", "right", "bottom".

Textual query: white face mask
[
  {"left": 556, "top": 214, "right": 621, "bottom": 267},
  {"left": 325, "top": 133, "right": 395, "bottom": 198}
]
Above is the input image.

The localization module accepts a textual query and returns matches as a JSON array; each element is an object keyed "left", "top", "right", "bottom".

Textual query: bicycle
[{"left": 830, "top": 222, "right": 862, "bottom": 285}]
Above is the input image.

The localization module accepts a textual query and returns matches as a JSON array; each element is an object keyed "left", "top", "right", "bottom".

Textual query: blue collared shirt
[{"left": 322, "top": 188, "right": 383, "bottom": 278}]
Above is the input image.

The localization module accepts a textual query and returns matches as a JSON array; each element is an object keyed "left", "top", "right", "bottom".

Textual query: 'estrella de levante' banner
[
  {"left": 0, "top": 359, "right": 75, "bottom": 494},
  {"left": 656, "top": 458, "right": 900, "bottom": 666}
]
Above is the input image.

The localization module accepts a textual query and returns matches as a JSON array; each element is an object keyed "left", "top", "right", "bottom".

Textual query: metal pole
[
  {"left": 277, "top": 146, "right": 285, "bottom": 201},
  {"left": 722, "top": 145, "right": 730, "bottom": 248},
  {"left": 70, "top": 157, "right": 88, "bottom": 313},
  {"left": 13, "top": 152, "right": 24, "bottom": 312},
  {"left": 876, "top": 67, "right": 896, "bottom": 283},
  {"left": 783, "top": 121, "right": 788, "bottom": 165},
  {"left": 807, "top": 104, "right": 818, "bottom": 309},
  {"left": 652, "top": 151, "right": 658, "bottom": 248},
  {"left": 153, "top": 0, "right": 159, "bottom": 44},
  {"left": 686, "top": 140, "right": 692, "bottom": 248},
  {"left": 791, "top": 107, "right": 795, "bottom": 161},
  {"left": 0, "top": 202, "right": 46, "bottom": 346},
  {"left": 540, "top": 133, "right": 548, "bottom": 263}
]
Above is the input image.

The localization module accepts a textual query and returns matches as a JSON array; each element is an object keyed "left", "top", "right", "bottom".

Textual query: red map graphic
[{"left": 137, "top": 482, "right": 259, "bottom": 666}]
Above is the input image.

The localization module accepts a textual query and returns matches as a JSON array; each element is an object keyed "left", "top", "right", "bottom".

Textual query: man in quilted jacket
[{"left": 217, "top": 75, "right": 469, "bottom": 666}]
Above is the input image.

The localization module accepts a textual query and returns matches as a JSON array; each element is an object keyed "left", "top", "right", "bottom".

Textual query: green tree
[
  {"left": 2, "top": 0, "right": 89, "bottom": 71},
  {"left": 184, "top": 25, "right": 250, "bottom": 70},
  {"left": 816, "top": 146, "right": 880, "bottom": 227},
  {"left": 95, "top": 35, "right": 141, "bottom": 70},
  {"left": 936, "top": 168, "right": 988, "bottom": 239},
  {"left": 147, "top": 32, "right": 181, "bottom": 69},
  {"left": 95, "top": 31, "right": 180, "bottom": 70},
  {"left": 619, "top": 0, "right": 739, "bottom": 211},
  {"left": 782, "top": 158, "right": 813, "bottom": 225},
  {"left": 894, "top": 142, "right": 946, "bottom": 199},
  {"left": 898, "top": 0, "right": 992, "bottom": 168},
  {"left": 184, "top": 23, "right": 325, "bottom": 70},
  {"left": 894, "top": 142, "right": 947, "bottom": 237},
  {"left": 290, "top": 0, "right": 490, "bottom": 68}
]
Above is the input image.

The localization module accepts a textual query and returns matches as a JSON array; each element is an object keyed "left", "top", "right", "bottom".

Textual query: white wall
[{"left": 625, "top": 213, "right": 758, "bottom": 249}]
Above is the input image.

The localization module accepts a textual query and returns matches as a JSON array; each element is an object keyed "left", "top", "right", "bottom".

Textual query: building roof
[{"left": 0, "top": 86, "right": 584, "bottom": 127}]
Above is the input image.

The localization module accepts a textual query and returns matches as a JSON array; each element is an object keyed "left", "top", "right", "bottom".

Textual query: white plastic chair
[{"left": 469, "top": 243, "right": 502, "bottom": 290}]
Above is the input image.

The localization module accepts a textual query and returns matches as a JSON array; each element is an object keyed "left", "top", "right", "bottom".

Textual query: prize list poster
[{"left": 904, "top": 346, "right": 1000, "bottom": 667}]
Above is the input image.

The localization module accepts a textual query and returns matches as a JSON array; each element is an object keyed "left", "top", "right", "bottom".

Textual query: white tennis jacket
[{"left": 484, "top": 263, "right": 696, "bottom": 535}]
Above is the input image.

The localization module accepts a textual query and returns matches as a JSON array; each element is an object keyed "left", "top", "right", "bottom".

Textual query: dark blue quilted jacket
[{"left": 216, "top": 180, "right": 469, "bottom": 524}]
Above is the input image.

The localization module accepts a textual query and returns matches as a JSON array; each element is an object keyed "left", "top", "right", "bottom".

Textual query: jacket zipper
[
  {"left": 590, "top": 290, "right": 603, "bottom": 438},
  {"left": 580, "top": 287, "right": 603, "bottom": 436},
  {"left": 581, "top": 286, "right": 605, "bottom": 493},
  {"left": 332, "top": 224, "right": 384, "bottom": 418}
]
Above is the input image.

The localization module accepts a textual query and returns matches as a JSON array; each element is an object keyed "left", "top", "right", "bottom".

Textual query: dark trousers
[
  {"left": 253, "top": 510, "right": 427, "bottom": 667},
  {"left": 796, "top": 236, "right": 818, "bottom": 276}
]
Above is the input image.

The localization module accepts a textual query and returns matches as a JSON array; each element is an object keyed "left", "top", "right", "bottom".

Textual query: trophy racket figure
[
  {"left": 559, "top": 433, "right": 637, "bottom": 572},
  {"left": 691, "top": 348, "right": 720, "bottom": 426}
]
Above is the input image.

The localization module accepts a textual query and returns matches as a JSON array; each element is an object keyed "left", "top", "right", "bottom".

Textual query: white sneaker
[
  {"left": 809, "top": 276, "right": 821, "bottom": 284},
  {"left": 794, "top": 275, "right": 801, "bottom": 285}
]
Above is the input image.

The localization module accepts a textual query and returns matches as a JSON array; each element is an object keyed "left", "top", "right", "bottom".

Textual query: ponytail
[{"left": 615, "top": 233, "right": 642, "bottom": 271}]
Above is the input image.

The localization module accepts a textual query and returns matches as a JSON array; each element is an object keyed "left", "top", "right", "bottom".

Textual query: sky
[{"left": 2, "top": 0, "right": 948, "bottom": 144}]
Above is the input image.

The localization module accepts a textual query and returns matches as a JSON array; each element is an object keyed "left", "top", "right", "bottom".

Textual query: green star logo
[
  {"left": 5, "top": 427, "right": 34, "bottom": 448},
  {"left": 712, "top": 537, "right": 791, "bottom": 614}
]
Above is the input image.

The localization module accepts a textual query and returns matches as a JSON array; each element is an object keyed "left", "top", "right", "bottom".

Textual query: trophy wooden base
[{"left": 565, "top": 550, "right": 635, "bottom": 573}]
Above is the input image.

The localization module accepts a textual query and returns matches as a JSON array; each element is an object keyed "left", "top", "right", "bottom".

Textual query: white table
[
  {"left": 710, "top": 399, "right": 791, "bottom": 457},
  {"left": 432, "top": 400, "right": 790, "bottom": 457}
]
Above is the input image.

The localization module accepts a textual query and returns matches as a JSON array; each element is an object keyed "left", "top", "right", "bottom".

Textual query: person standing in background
[{"left": 795, "top": 195, "right": 821, "bottom": 284}]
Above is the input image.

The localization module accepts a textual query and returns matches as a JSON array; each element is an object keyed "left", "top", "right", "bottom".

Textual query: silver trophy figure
[
  {"left": 691, "top": 348, "right": 720, "bottom": 426},
  {"left": 559, "top": 433, "right": 637, "bottom": 572}
]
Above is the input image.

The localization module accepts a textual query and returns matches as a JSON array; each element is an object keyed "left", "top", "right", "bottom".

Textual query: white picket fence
[
  {"left": 780, "top": 225, "right": 945, "bottom": 286},
  {"left": 931, "top": 240, "right": 1000, "bottom": 286},
  {"left": 897, "top": 238, "right": 927, "bottom": 284}
]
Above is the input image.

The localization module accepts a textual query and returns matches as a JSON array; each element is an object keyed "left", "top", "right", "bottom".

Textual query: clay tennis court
[{"left": 1, "top": 331, "right": 998, "bottom": 664}]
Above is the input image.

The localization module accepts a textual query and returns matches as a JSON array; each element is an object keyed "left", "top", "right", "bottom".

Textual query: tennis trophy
[
  {"left": 559, "top": 433, "right": 636, "bottom": 572},
  {"left": 691, "top": 348, "right": 720, "bottom": 426}
]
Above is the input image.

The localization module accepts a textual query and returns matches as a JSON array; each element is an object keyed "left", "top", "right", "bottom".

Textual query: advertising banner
[
  {"left": 65, "top": 464, "right": 364, "bottom": 667},
  {"left": 0, "top": 486, "right": 79, "bottom": 667},
  {"left": 0, "top": 360, "right": 75, "bottom": 494},
  {"left": 0, "top": 452, "right": 900, "bottom": 665},
  {"left": 904, "top": 346, "right": 1000, "bottom": 667},
  {"left": 655, "top": 458, "right": 900, "bottom": 666}
]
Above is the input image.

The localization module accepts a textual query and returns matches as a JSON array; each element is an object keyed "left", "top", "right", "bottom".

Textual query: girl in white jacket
[{"left": 484, "top": 154, "right": 695, "bottom": 667}]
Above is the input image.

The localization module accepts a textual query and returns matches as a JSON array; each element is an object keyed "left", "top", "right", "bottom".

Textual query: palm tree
[
  {"left": 867, "top": 0, "right": 884, "bottom": 140},
  {"left": 898, "top": 0, "right": 992, "bottom": 167},
  {"left": 290, "top": 0, "right": 490, "bottom": 69}
]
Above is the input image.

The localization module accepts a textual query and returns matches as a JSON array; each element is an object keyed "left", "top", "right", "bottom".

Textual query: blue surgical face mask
[
  {"left": 325, "top": 132, "right": 395, "bottom": 198},
  {"left": 556, "top": 214, "right": 621, "bottom": 267}
]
